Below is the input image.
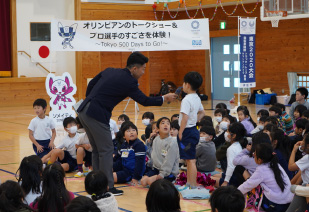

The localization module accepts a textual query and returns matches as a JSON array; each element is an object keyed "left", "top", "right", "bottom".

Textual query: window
[
  {"left": 234, "top": 44, "right": 240, "bottom": 54},
  {"left": 224, "top": 61, "right": 230, "bottom": 71},
  {"left": 30, "top": 23, "right": 51, "bottom": 41},
  {"left": 223, "top": 45, "right": 230, "bottom": 54},
  {"left": 234, "top": 61, "right": 240, "bottom": 71},
  {"left": 297, "top": 74, "right": 309, "bottom": 100},
  {"left": 224, "top": 78, "right": 230, "bottom": 87},
  {"left": 234, "top": 78, "right": 240, "bottom": 88}
]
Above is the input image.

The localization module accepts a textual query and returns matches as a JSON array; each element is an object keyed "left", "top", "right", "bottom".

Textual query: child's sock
[{"left": 77, "top": 164, "right": 83, "bottom": 172}]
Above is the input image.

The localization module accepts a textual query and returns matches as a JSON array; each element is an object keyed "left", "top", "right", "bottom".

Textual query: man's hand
[{"left": 163, "top": 93, "right": 178, "bottom": 103}]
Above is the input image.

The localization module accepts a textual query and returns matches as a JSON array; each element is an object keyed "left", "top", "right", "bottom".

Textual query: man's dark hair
[
  {"left": 126, "top": 52, "right": 148, "bottom": 69},
  {"left": 121, "top": 121, "right": 138, "bottom": 135},
  {"left": 273, "top": 103, "right": 285, "bottom": 112},
  {"left": 33, "top": 98, "right": 47, "bottom": 109},
  {"left": 297, "top": 87, "right": 308, "bottom": 99},
  {"left": 269, "top": 106, "right": 282, "bottom": 116},
  {"left": 209, "top": 186, "right": 245, "bottom": 212},
  {"left": 183, "top": 71, "right": 203, "bottom": 91},
  {"left": 200, "top": 126, "right": 216, "bottom": 137},
  {"left": 63, "top": 117, "right": 77, "bottom": 128}
]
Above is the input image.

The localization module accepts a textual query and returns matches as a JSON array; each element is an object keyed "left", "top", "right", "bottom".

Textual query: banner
[
  {"left": 239, "top": 18, "right": 256, "bottom": 88},
  {"left": 45, "top": 72, "right": 77, "bottom": 126},
  {"left": 51, "top": 19, "right": 210, "bottom": 51}
]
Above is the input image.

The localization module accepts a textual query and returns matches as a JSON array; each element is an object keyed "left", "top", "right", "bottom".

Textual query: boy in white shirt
[
  {"left": 28, "top": 99, "right": 56, "bottom": 158},
  {"left": 42, "top": 117, "right": 79, "bottom": 172},
  {"left": 74, "top": 117, "right": 93, "bottom": 178},
  {"left": 178, "top": 72, "right": 205, "bottom": 189}
]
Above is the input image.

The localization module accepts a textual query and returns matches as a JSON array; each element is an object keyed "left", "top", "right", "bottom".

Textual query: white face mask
[
  {"left": 67, "top": 126, "right": 77, "bottom": 134},
  {"left": 224, "top": 131, "right": 231, "bottom": 142},
  {"left": 215, "top": 116, "right": 222, "bottom": 123},
  {"left": 258, "top": 125, "right": 264, "bottom": 130},
  {"left": 220, "top": 121, "right": 229, "bottom": 131},
  {"left": 257, "top": 117, "right": 260, "bottom": 122},
  {"left": 142, "top": 119, "right": 150, "bottom": 126},
  {"left": 200, "top": 135, "right": 211, "bottom": 142}
]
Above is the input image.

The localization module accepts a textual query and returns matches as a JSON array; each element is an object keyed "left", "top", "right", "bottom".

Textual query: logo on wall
[
  {"left": 191, "top": 20, "right": 200, "bottom": 29},
  {"left": 58, "top": 22, "right": 78, "bottom": 49},
  {"left": 46, "top": 72, "right": 77, "bottom": 125}
]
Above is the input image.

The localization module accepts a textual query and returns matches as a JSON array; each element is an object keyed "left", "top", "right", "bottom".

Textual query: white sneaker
[
  {"left": 83, "top": 166, "right": 90, "bottom": 173},
  {"left": 74, "top": 171, "right": 84, "bottom": 178}
]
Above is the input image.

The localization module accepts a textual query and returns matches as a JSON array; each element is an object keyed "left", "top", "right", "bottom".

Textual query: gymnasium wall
[
  {"left": 16, "top": 0, "right": 76, "bottom": 81},
  {"left": 172, "top": 3, "right": 309, "bottom": 95}
]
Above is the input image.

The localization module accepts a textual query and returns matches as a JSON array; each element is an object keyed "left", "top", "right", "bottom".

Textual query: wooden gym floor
[{"left": 0, "top": 100, "right": 269, "bottom": 212}]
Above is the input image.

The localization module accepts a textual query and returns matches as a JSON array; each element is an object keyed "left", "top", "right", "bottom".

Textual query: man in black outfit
[{"left": 78, "top": 52, "right": 177, "bottom": 195}]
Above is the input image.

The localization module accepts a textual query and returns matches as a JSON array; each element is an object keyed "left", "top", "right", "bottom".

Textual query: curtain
[
  {"left": 287, "top": 72, "right": 298, "bottom": 96},
  {"left": 0, "top": 0, "right": 11, "bottom": 71}
]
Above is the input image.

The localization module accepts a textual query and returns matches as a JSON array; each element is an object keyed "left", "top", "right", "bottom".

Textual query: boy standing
[
  {"left": 289, "top": 87, "right": 309, "bottom": 121},
  {"left": 196, "top": 126, "right": 217, "bottom": 173},
  {"left": 141, "top": 117, "right": 179, "bottom": 186},
  {"left": 178, "top": 72, "right": 205, "bottom": 189},
  {"left": 28, "top": 99, "right": 56, "bottom": 158},
  {"left": 42, "top": 117, "right": 79, "bottom": 172}
]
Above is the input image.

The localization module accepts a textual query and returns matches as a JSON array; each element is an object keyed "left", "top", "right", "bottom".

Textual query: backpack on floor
[{"left": 245, "top": 185, "right": 264, "bottom": 212}]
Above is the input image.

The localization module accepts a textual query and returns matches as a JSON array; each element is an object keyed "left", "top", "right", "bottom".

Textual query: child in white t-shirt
[
  {"left": 110, "top": 119, "right": 119, "bottom": 140},
  {"left": 42, "top": 117, "right": 79, "bottom": 172},
  {"left": 28, "top": 99, "right": 56, "bottom": 158},
  {"left": 74, "top": 117, "right": 93, "bottom": 178},
  {"left": 178, "top": 72, "right": 205, "bottom": 189}
]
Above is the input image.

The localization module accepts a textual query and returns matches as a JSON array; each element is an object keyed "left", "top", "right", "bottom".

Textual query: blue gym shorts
[
  {"left": 58, "top": 150, "right": 77, "bottom": 172},
  {"left": 177, "top": 126, "right": 199, "bottom": 160},
  {"left": 33, "top": 139, "right": 52, "bottom": 158}
]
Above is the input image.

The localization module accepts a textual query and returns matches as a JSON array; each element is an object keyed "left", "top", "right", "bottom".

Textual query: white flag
[{"left": 30, "top": 42, "right": 56, "bottom": 63}]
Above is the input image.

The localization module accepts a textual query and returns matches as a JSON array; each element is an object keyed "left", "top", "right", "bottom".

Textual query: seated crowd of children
[{"left": 3, "top": 74, "right": 309, "bottom": 211}]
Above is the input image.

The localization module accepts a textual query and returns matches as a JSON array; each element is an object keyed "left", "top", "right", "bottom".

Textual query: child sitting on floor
[
  {"left": 17, "top": 155, "right": 43, "bottom": 205},
  {"left": 196, "top": 126, "right": 217, "bottom": 173},
  {"left": 74, "top": 117, "right": 92, "bottom": 178},
  {"left": 113, "top": 121, "right": 146, "bottom": 186},
  {"left": 141, "top": 117, "right": 179, "bottom": 186},
  {"left": 42, "top": 117, "right": 79, "bottom": 172},
  {"left": 237, "top": 106, "right": 256, "bottom": 136},
  {"left": 85, "top": 170, "right": 118, "bottom": 212},
  {"left": 170, "top": 120, "right": 180, "bottom": 138},
  {"left": 238, "top": 143, "right": 293, "bottom": 212}
]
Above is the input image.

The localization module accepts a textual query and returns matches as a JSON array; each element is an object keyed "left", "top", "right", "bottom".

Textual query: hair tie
[
  {"left": 272, "top": 152, "right": 276, "bottom": 155},
  {"left": 92, "top": 193, "right": 96, "bottom": 196}
]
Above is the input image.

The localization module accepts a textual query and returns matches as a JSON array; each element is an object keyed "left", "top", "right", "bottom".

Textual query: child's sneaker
[
  {"left": 84, "top": 169, "right": 92, "bottom": 176},
  {"left": 83, "top": 166, "right": 90, "bottom": 173},
  {"left": 177, "top": 185, "right": 189, "bottom": 191},
  {"left": 74, "top": 171, "right": 84, "bottom": 178}
]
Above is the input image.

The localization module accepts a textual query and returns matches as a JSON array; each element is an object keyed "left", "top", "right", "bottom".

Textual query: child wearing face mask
[
  {"left": 42, "top": 117, "right": 79, "bottom": 172},
  {"left": 142, "top": 112, "right": 155, "bottom": 140},
  {"left": 213, "top": 115, "right": 234, "bottom": 149},
  {"left": 250, "top": 116, "right": 267, "bottom": 135},
  {"left": 196, "top": 126, "right": 217, "bottom": 173},
  {"left": 213, "top": 109, "right": 227, "bottom": 136}
]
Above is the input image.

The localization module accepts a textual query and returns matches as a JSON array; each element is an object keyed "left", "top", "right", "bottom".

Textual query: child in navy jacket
[{"left": 113, "top": 121, "right": 146, "bottom": 185}]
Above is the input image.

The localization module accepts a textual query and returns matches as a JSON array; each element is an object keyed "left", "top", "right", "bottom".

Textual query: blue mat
[{"left": 179, "top": 187, "right": 210, "bottom": 199}]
